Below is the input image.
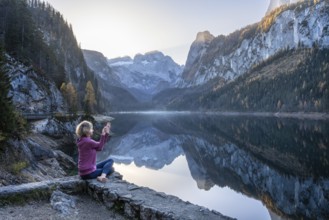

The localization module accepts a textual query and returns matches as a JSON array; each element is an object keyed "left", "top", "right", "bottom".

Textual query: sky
[{"left": 45, "top": 0, "right": 270, "bottom": 64}]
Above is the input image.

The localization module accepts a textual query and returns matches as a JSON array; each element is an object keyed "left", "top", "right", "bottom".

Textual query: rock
[
  {"left": 2, "top": 128, "right": 77, "bottom": 184},
  {"left": 27, "top": 138, "right": 56, "bottom": 160},
  {"left": 40, "top": 118, "right": 75, "bottom": 138},
  {"left": 0, "top": 176, "right": 85, "bottom": 206},
  {"left": 182, "top": 31, "right": 215, "bottom": 81},
  {"left": 7, "top": 55, "right": 66, "bottom": 114},
  {"left": 50, "top": 190, "right": 77, "bottom": 216},
  {"left": 54, "top": 150, "right": 76, "bottom": 172},
  {"left": 86, "top": 177, "right": 234, "bottom": 220}
]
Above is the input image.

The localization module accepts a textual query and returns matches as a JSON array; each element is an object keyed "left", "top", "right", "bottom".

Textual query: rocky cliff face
[
  {"left": 182, "top": 1, "right": 329, "bottom": 86},
  {"left": 108, "top": 51, "right": 183, "bottom": 100},
  {"left": 82, "top": 50, "right": 121, "bottom": 87},
  {"left": 266, "top": 0, "right": 303, "bottom": 14},
  {"left": 0, "top": 117, "right": 78, "bottom": 186},
  {"left": 182, "top": 31, "right": 214, "bottom": 81},
  {"left": 6, "top": 55, "right": 65, "bottom": 114}
]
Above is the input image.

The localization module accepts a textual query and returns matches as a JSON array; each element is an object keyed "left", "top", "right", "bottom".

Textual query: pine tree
[
  {"left": 0, "top": 47, "right": 24, "bottom": 140},
  {"left": 84, "top": 81, "right": 96, "bottom": 114}
]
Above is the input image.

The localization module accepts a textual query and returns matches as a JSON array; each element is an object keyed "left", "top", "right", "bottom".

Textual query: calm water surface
[{"left": 97, "top": 112, "right": 329, "bottom": 220}]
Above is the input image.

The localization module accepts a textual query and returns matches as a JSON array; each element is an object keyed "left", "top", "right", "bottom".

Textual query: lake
[{"left": 97, "top": 112, "right": 329, "bottom": 220}]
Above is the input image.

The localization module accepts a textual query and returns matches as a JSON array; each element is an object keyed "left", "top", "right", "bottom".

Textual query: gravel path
[{"left": 0, "top": 194, "right": 128, "bottom": 220}]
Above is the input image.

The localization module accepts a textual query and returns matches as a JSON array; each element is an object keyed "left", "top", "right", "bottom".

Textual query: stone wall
[{"left": 0, "top": 174, "right": 234, "bottom": 220}]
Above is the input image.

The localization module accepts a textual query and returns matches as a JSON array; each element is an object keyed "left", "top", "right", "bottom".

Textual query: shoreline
[
  {"left": 204, "top": 111, "right": 329, "bottom": 120},
  {"left": 106, "top": 111, "right": 329, "bottom": 120}
]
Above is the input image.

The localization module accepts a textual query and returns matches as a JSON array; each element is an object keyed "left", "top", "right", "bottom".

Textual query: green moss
[
  {"left": 0, "top": 133, "right": 6, "bottom": 142},
  {"left": 10, "top": 161, "right": 28, "bottom": 175},
  {"left": 1, "top": 194, "right": 26, "bottom": 206},
  {"left": 0, "top": 188, "right": 53, "bottom": 206}
]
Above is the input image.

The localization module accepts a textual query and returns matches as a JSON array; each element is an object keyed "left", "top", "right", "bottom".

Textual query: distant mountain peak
[
  {"left": 144, "top": 50, "right": 163, "bottom": 56},
  {"left": 182, "top": 31, "right": 214, "bottom": 81},
  {"left": 106, "top": 51, "right": 183, "bottom": 98},
  {"left": 195, "top": 31, "right": 215, "bottom": 43},
  {"left": 134, "top": 51, "right": 166, "bottom": 63}
]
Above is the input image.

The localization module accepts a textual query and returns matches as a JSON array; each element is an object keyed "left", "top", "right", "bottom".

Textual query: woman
[{"left": 76, "top": 120, "right": 113, "bottom": 182}]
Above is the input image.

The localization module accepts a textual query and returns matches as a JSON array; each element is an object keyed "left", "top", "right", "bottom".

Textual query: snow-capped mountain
[
  {"left": 181, "top": 0, "right": 329, "bottom": 86},
  {"left": 108, "top": 51, "right": 183, "bottom": 100},
  {"left": 82, "top": 50, "right": 139, "bottom": 111}
]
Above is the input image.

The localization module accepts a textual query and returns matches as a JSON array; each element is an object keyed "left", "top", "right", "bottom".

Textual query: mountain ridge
[
  {"left": 180, "top": 0, "right": 329, "bottom": 87},
  {"left": 84, "top": 50, "right": 183, "bottom": 102},
  {"left": 153, "top": 0, "right": 329, "bottom": 112}
]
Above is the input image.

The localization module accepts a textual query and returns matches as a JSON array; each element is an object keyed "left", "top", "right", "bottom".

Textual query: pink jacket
[{"left": 77, "top": 134, "right": 109, "bottom": 176}]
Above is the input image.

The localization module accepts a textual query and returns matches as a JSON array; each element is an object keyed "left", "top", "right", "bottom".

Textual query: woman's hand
[
  {"left": 102, "top": 122, "right": 111, "bottom": 135},
  {"left": 106, "top": 122, "right": 111, "bottom": 132}
]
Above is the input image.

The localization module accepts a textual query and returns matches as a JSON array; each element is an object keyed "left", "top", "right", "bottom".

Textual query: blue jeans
[{"left": 80, "top": 158, "right": 114, "bottom": 180}]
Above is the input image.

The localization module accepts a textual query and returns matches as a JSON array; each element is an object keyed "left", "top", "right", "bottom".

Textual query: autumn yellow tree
[
  {"left": 60, "top": 83, "right": 66, "bottom": 95},
  {"left": 84, "top": 81, "right": 97, "bottom": 114},
  {"left": 60, "top": 82, "right": 78, "bottom": 114}
]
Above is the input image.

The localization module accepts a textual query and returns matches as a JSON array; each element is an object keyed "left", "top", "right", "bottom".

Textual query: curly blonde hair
[{"left": 76, "top": 120, "right": 93, "bottom": 138}]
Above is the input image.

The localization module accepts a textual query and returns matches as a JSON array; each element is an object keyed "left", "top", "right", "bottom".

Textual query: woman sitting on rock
[{"left": 76, "top": 120, "right": 113, "bottom": 182}]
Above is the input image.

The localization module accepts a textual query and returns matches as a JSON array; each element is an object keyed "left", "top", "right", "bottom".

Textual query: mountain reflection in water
[{"left": 98, "top": 113, "right": 329, "bottom": 220}]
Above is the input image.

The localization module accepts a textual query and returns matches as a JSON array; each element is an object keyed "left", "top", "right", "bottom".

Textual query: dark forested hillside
[
  {"left": 0, "top": 47, "right": 25, "bottom": 140},
  {"left": 154, "top": 48, "right": 329, "bottom": 112},
  {"left": 0, "top": 0, "right": 103, "bottom": 112},
  {"left": 201, "top": 48, "right": 329, "bottom": 112}
]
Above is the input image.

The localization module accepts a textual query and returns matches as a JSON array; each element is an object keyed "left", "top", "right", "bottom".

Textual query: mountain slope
[
  {"left": 206, "top": 48, "right": 329, "bottom": 112},
  {"left": 160, "top": 48, "right": 329, "bottom": 112},
  {"left": 181, "top": 0, "right": 329, "bottom": 87},
  {"left": 153, "top": 0, "right": 329, "bottom": 113}
]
